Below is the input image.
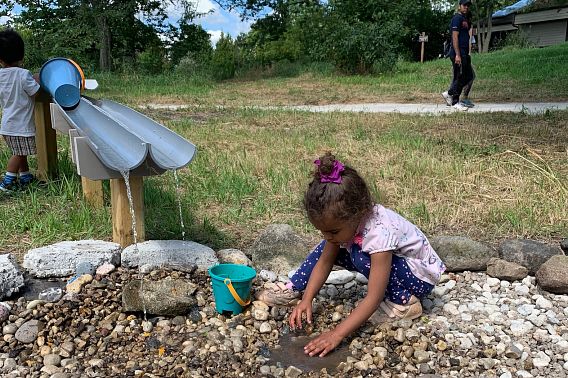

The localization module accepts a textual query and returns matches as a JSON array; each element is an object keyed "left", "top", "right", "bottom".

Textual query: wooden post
[
  {"left": 34, "top": 90, "right": 58, "bottom": 181},
  {"left": 81, "top": 177, "right": 104, "bottom": 208},
  {"left": 419, "top": 32, "right": 428, "bottom": 63},
  {"left": 110, "top": 176, "right": 145, "bottom": 248}
]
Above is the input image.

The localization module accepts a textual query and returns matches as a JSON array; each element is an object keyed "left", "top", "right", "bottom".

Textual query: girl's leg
[
  {"left": 290, "top": 240, "right": 356, "bottom": 291},
  {"left": 384, "top": 255, "right": 434, "bottom": 305}
]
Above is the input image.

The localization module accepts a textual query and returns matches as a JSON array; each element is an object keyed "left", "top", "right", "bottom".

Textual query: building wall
[{"left": 519, "top": 20, "right": 568, "bottom": 46}]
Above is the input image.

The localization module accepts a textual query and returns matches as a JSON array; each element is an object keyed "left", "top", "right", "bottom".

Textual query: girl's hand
[
  {"left": 289, "top": 299, "right": 312, "bottom": 330},
  {"left": 304, "top": 330, "right": 343, "bottom": 357}
]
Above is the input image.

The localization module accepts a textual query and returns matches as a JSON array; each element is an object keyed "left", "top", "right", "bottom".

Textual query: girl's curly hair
[{"left": 304, "top": 152, "right": 373, "bottom": 224}]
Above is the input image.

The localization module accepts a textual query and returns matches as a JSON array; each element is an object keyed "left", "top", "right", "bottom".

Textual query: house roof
[{"left": 493, "top": 0, "right": 536, "bottom": 18}]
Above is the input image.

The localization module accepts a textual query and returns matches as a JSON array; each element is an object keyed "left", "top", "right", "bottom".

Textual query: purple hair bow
[{"left": 314, "top": 159, "right": 345, "bottom": 184}]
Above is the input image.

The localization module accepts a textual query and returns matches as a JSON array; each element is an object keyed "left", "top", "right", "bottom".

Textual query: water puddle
[
  {"left": 16, "top": 275, "right": 66, "bottom": 301},
  {"left": 268, "top": 333, "right": 351, "bottom": 373}
]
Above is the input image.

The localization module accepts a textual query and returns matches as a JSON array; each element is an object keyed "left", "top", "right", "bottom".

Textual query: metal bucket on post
[{"left": 40, "top": 58, "right": 85, "bottom": 109}]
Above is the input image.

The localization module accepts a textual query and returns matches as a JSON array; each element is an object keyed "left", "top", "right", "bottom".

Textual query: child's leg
[
  {"left": 290, "top": 240, "right": 356, "bottom": 291},
  {"left": 6, "top": 155, "right": 21, "bottom": 174},
  {"left": 384, "top": 255, "right": 434, "bottom": 305},
  {"left": 17, "top": 155, "right": 30, "bottom": 174}
]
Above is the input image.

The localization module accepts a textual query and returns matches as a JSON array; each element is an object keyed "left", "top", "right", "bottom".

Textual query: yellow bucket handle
[{"left": 223, "top": 278, "right": 251, "bottom": 307}]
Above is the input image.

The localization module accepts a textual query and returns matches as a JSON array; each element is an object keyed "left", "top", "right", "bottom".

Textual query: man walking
[{"left": 442, "top": 0, "right": 474, "bottom": 111}]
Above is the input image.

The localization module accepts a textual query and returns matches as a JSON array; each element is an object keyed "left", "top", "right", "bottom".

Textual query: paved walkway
[
  {"left": 283, "top": 102, "right": 568, "bottom": 115},
  {"left": 145, "top": 102, "right": 568, "bottom": 115}
]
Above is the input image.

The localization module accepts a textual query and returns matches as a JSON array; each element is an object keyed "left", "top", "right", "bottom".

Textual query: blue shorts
[{"left": 290, "top": 240, "right": 434, "bottom": 305}]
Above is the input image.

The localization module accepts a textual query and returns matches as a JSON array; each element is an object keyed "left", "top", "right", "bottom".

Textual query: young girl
[{"left": 257, "top": 152, "right": 445, "bottom": 357}]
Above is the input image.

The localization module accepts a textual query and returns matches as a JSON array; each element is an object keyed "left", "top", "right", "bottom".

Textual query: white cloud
[{"left": 208, "top": 30, "right": 223, "bottom": 46}]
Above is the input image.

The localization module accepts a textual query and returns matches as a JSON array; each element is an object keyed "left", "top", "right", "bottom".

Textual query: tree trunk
[
  {"left": 482, "top": 8, "right": 493, "bottom": 53},
  {"left": 476, "top": 20, "right": 483, "bottom": 54},
  {"left": 99, "top": 15, "right": 112, "bottom": 71}
]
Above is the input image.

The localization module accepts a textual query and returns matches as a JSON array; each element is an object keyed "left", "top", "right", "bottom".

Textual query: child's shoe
[
  {"left": 368, "top": 295, "right": 422, "bottom": 325},
  {"left": 18, "top": 173, "right": 37, "bottom": 189},
  {"left": 255, "top": 282, "right": 300, "bottom": 307},
  {"left": 0, "top": 174, "right": 18, "bottom": 193}
]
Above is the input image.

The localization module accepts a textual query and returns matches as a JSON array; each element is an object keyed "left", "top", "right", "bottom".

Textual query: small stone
[
  {"left": 43, "top": 353, "right": 62, "bottom": 367},
  {"left": 532, "top": 351, "right": 551, "bottom": 367},
  {"left": 66, "top": 274, "right": 93, "bottom": 294},
  {"left": 260, "top": 365, "right": 271, "bottom": 375},
  {"left": 259, "top": 322, "right": 272, "bottom": 333},
  {"left": 354, "top": 360, "right": 369, "bottom": 371},
  {"left": 0, "top": 303, "right": 11, "bottom": 322},
  {"left": 259, "top": 270, "right": 277, "bottom": 282},
  {"left": 26, "top": 299, "right": 45, "bottom": 310},
  {"left": 95, "top": 263, "right": 116, "bottom": 275},
  {"left": 142, "top": 321, "right": 153, "bottom": 333},
  {"left": 285, "top": 365, "right": 303, "bottom": 378},
  {"left": 15, "top": 319, "right": 44, "bottom": 344},
  {"left": 332, "top": 312, "right": 342, "bottom": 322}
]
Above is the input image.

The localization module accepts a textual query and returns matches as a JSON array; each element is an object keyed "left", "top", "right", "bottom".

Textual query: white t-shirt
[
  {"left": 345, "top": 204, "right": 446, "bottom": 285},
  {"left": 0, "top": 67, "right": 40, "bottom": 137}
]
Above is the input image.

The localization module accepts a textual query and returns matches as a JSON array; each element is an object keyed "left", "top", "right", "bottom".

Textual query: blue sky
[
  {"left": 165, "top": 1, "right": 252, "bottom": 45},
  {"left": 0, "top": 1, "right": 253, "bottom": 46}
]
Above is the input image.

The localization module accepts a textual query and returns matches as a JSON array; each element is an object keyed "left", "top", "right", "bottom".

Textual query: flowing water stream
[
  {"left": 173, "top": 169, "right": 186, "bottom": 240},
  {"left": 120, "top": 170, "right": 147, "bottom": 319}
]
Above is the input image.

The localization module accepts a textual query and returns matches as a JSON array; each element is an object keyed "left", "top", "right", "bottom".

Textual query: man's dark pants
[{"left": 448, "top": 54, "right": 474, "bottom": 105}]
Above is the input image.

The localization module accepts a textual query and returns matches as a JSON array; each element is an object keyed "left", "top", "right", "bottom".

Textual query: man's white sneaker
[
  {"left": 441, "top": 91, "right": 453, "bottom": 106},
  {"left": 452, "top": 102, "right": 469, "bottom": 111}
]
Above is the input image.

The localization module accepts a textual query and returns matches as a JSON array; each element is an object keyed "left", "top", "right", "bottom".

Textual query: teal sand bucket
[
  {"left": 39, "top": 58, "right": 82, "bottom": 109},
  {"left": 208, "top": 264, "right": 256, "bottom": 315}
]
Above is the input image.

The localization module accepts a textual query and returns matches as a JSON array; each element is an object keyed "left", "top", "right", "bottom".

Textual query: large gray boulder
[
  {"left": 536, "top": 255, "right": 568, "bottom": 294},
  {"left": 247, "top": 224, "right": 310, "bottom": 275},
  {"left": 429, "top": 236, "right": 497, "bottom": 272},
  {"left": 122, "top": 278, "right": 197, "bottom": 315},
  {"left": 499, "top": 239, "right": 564, "bottom": 275},
  {"left": 0, "top": 254, "right": 25, "bottom": 300},
  {"left": 23, "top": 240, "right": 121, "bottom": 278},
  {"left": 486, "top": 258, "right": 528, "bottom": 281},
  {"left": 121, "top": 240, "right": 218, "bottom": 272}
]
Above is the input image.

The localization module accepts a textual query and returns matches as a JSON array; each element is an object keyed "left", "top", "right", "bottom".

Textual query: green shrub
[
  {"left": 137, "top": 47, "right": 164, "bottom": 74},
  {"left": 496, "top": 30, "right": 535, "bottom": 51},
  {"left": 211, "top": 34, "right": 237, "bottom": 80},
  {"left": 316, "top": 19, "right": 399, "bottom": 75}
]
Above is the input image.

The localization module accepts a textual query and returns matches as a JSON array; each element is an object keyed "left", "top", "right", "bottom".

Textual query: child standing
[
  {"left": 0, "top": 28, "right": 40, "bottom": 193},
  {"left": 256, "top": 153, "right": 446, "bottom": 357}
]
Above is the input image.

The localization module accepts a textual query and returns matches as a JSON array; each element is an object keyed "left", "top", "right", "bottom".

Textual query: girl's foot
[
  {"left": 255, "top": 282, "right": 300, "bottom": 307},
  {"left": 368, "top": 295, "right": 423, "bottom": 325}
]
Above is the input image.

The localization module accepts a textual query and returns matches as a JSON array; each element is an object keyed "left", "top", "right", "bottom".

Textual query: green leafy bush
[
  {"left": 211, "top": 34, "right": 237, "bottom": 80},
  {"left": 137, "top": 47, "right": 164, "bottom": 74}
]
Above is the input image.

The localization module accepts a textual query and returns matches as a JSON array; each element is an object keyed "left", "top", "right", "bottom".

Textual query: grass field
[
  {"left": 1, "top": 45, "right": 567, "bottom": 259},
  {"left": 93, "top": 43, "right": 568, "bottom": 107}
]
